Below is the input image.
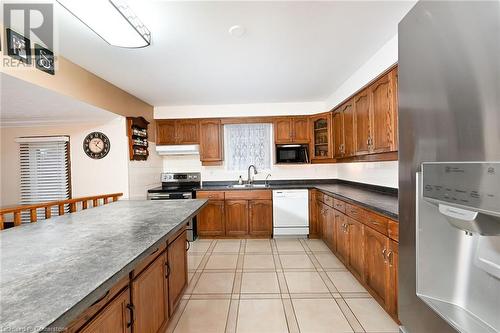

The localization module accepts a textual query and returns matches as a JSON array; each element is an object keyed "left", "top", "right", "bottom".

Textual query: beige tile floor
[{"left": 166, "top": 238, "right": 399, "bottom": 333}]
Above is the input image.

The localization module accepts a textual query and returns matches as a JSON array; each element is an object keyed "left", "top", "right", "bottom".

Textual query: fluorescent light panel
[{"left": 57, "top": 0, "right": 151, "bottom": 48}]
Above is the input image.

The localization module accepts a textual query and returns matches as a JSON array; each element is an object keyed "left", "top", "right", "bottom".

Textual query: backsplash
[
  {"left": 162, "top": 155, "right": 338, "bottom": 182},
  {"left": 161, "top": 155, "right": 399, "bottom": 188}
]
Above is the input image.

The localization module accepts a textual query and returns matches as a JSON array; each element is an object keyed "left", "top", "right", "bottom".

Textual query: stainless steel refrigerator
[{"left": 398, "top": 1, "right": 500, "bottom": 333}]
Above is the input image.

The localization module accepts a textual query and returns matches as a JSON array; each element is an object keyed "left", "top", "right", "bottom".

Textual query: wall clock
[{"left": 83, "top": 132, "right": 110, "bottom": 159}]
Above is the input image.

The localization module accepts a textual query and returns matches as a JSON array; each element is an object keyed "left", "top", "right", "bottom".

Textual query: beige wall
[{"left": 0, "top": 118, "right": 130, "bottom": 206}]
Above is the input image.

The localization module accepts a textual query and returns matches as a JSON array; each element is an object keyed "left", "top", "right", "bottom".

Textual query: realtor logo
[{"left": 3, "top": 3, "right": 55, "bottom": 74}]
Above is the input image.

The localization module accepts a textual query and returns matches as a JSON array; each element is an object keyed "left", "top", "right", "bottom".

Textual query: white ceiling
[
  {"left": 0, "top": 74, "right": 119, "bottom": 127},
  {"left": 56, "top": 1, "right": 416, "bottom": 106}
]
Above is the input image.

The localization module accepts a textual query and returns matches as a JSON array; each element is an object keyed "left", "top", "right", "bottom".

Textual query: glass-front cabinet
[{"left": 310, "top": 113, "right": 333, "bottom": 160}]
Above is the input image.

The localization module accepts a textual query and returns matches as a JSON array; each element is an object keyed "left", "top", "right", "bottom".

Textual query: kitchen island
[{"left": 0, "top": 199, "right": 207, "bottom": 333}]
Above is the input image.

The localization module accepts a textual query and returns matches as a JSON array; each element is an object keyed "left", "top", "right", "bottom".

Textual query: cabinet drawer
[
  {"left": 197, "top": 191, "right": 225, "bottom": 200},
  {"left": 388, "top": 220, "right": 399, "bottom": 242},
  {"left": 225, "top": 190, "right": 272, "bottom": 200},
  {"left": 132, "top": 242, "right": 167, "bottom": 278},
  {"left": 333, "top": 199, "right": 346, "bottom": 213},
  {"left": 345, "top": 203, "right": 367, "bottom": 223},
  {"left": 323, "top": 194, "right": 334, "bottom": 208},
  {"left": 365, "top": 211, "right": 389, "bottom": 235}
]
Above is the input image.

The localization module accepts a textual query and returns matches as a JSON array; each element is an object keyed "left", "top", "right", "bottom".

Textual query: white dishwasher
[{"left": 272, "top": 189, "right": 309, "bottom": 236}]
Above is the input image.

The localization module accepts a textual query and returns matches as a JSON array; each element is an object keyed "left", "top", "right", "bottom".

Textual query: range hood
[{"left": 156, "top": 144, "right": 200, "bottom": 155}]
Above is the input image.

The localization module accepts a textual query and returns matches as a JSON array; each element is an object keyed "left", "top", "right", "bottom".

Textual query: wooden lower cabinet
[
  {"left": 79, "top": 288, "right": 131, "bottom": 333},
  {"left": 308, "top": 190, "right": 320, "bottom": 238},
  {"left": 225, "top": 200, "right": 249, "bottom": 236},
  {"left": 167, "top": 231, "right": 188, "bottom": 316},
  {"left": 364, "top": 226, "right": 390, "bottom": 310},
  {"left": 248, "top": 200, "right": 273, "bottom": 237},
  {"left": 335, "top": 211, "right": 349, "bottom": 264},
  {"left": 317, "top": 191, "right": 398, "bottom": 320},
  {"left": 348, "top": 218, "right": 364, "bottom": 282},
  {"left": 197, "top": 200, "right": 225, "bottom": 237},
  {"left": 131, "top": 253, "right": 169, "bottom": 333}
]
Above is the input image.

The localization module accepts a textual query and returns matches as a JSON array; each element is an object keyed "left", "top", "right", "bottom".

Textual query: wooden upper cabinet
[
  {"left": 176, "top": 120, "right": 199, "bottom": 144},
  {"left": 341, "top": 99, "right": 355, "bottom": 158},
  {"left": 131, "top": 252, "right": 168, "bottom": 333},
  {"left": 392, "top": 68, "right": 399, "bottom": 151},
  {"left": 353, "top": 89, "right": 371, "bottom": 156},
  {"left": 310, "top": 113, "right": 333, "bottom": 160},
  {"left": 156, "top": 120, "right": 176, "bottom": 145},
  {"left": 274, "top": 118, "right": 292, "bottom": 144},
  {"left": 248, "top": 200, "right": 273, "bottom": 237},
  {"left": 79, "top": 288, "right": 131, "bottom": 333},
  {"left": 274, "top": 117, "right": 310, "bottom": 144},
  {"left": 167, "top": 231, "right": 187, "bottom": 316},
  {"left": 292, "top": 117, "right": 310, "bottom": 143},
  {"left": 370, "top": 72, "right": 396, "bottom": 153},
  {"left": 156, "top": 119, "right": 199, "bottom": 145},
  {"left": 199, "top": 119, "right": 223, "bottom": 163},
  {"left": 197, "top": 200, "right": 225, "bottom": 237},
  {"left": 364, "top": 227, "right": 390, "bottom": 307},
  {"left": 224, "top": 200, "right": 248, "bottom": 236},
  {"left": 332, "top": 110, "right": 344, "bottom": 158}
]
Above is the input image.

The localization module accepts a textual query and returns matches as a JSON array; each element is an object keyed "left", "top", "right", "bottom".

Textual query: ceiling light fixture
[{"left": 57, "top": 0, "right": 151, "bottom": 48}]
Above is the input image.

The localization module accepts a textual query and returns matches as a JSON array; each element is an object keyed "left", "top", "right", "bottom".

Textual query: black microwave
[{"left": 276, "top": 144, "right": 309, "bottom": 164}]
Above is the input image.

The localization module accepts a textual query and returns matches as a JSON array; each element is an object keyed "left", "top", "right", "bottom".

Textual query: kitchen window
[
  {"left": 17, "top": 136, "right": 71, "bottom": 222},
  {"left": 224, "top": 123, "right": 272, "bottom": 171}
]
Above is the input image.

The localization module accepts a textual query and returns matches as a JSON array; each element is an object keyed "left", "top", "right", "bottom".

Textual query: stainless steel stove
[{"left": 147, "top": 172, "right": 201, "bottom": 241}]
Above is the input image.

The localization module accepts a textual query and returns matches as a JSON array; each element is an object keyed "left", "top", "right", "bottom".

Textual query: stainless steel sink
[{"left": 226, "top": 184, "right": 268, "bottom": 189}]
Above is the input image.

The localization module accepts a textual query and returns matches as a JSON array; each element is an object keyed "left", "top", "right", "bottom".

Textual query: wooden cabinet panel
[
  {"left": 364, "top": 227, "right": 390, "bottom": 307},
  {"left": 387, "top": 240, "right": 398, "bottom": 318},
  {"left": 224, "top": 200, "right": 248, "bottom": 236},
  {"left": 342, "top": 99, "right": 355, "bottom": 157},
  {"left": 224, "top": 190, "right": 272, "bottom": 200},
  {"left": 335, "top": 211, "right": 349, "bottom": 264},
  {"left": 392, "top": 68, "right": 399, "bottom": 151},
  {"left": 167, "top": 231, "right": 188, "bottom": 316},
  {"left": 274, "top": 118, "right": 292, "bottom": 144},
  {"left": 197, "top": 200, "right": 225, "bottom": 237},
  {"left": 156, "top": 120, "right": 176, "bottom": 145},
  {"left": 79, "top": 288, "right": 131, "bottom": 333},
  {"left": 348, "top": 218, "right": 364, "bottom": 282},
  {"left": 248, "top": 200, "right": 273, "bottom": 237},
  {"left": 196, "top": 191, "right": 225, "bottom": 200},
  {"left": 333, "top": 110, "right": 344, "bottom": 158},
  {"left": 176, "top": 120, "right": 199, "bottom": 144},
  {"left": 333, "top": 199, "right": 346, "bottom": 213},
  {"left": 199, "top": 120, "right": 223, "bottom": 163},
  {"left": 309, "top": 190, "right": 320, "bottom": 238},
  {"left": 370, "top": 73, "right": 395, "bottom": 153},
  {"left": 310, "top": 113, "right": 333, "bottom": 160},
  {"left": 292, "top": 117, "right": 310, "bottom": 143},
  {"left": 354, "top": 89, "right": 371, "bottom": 156},
  {"left": 131, "top": 253, "right": 168, "bottom": 333},
  {"left": 325, "top": 206, "right": 336, "bottom": 252}
]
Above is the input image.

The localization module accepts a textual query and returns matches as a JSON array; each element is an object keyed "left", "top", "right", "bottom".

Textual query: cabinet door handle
[
  {"left": 165, "top": 261, "right": 171, "bottom": 279},
  {"left": 186, "top": 239, "right": 191, "bottom": 252},
  {"left": 387, "top": 251, "right": 394, "bottom": 267},
  {"left": 382, "top": 248, "right": 387, "bottom": 262},
  {"left": 126, "top": 303, "right": 135, "bottom": 328},
  {"left": 370, "top": 220, "right": 381, "bottom": 226}
]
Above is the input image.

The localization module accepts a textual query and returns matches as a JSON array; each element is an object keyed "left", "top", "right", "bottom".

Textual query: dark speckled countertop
[
  {"left": 197, "top": 180, "right": 398, "bottom": 220},
  {"left": 0, "top": 199, "right": 207, "bottom": 332}
]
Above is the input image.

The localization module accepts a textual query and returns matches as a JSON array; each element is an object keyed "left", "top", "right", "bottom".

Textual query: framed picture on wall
[
  {"left": 6, "top": 28, "right": 31, "bottom": 64},
  {"left": 34, "top": 44, "right": 55, "bottom": 75}
]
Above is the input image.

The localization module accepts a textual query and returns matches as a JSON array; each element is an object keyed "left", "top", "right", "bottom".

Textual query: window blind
[{"left": 16, "top": 136, "right": 71, "bottom": 222}]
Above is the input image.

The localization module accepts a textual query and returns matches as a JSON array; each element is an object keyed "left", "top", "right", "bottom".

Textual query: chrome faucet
[
  {"left": 265, "top": 174, "right": 272, "bottom": 187},
  {"left": 247, "top": 165, "right": 258, "bottom": 184}
]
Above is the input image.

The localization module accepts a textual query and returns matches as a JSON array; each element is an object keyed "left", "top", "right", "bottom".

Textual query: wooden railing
[{"left": 0, "top": 193, "right": 123, "bottom": 230}]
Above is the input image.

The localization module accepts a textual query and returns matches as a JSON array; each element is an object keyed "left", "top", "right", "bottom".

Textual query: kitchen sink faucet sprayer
[{"left": 247, "top": 165, "right": 258, "bottom": 185}]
